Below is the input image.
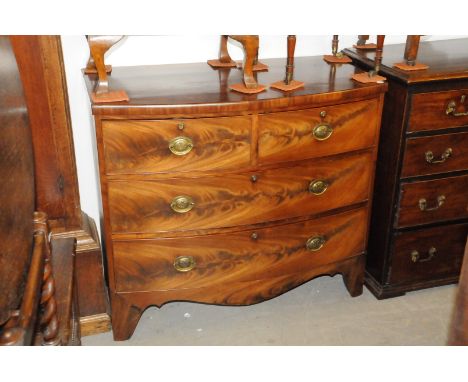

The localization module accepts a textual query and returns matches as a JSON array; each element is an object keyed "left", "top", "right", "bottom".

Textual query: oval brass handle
[
  {"left": 170, "top": 195, "right": 195, "bottom": 213},
  {"left": 306, "top": 236, "right": 326, "bottom": 251},
  {"left": 308, "top": 179, "right": 329, "bottom": 195},
  {"left": 174, "top": 256, "right": 196, "bottom": 272},
  {"left": 312, "top": 123, "right": 333, "bottom": 141},
  {"left": 411, "top": 247, "right": 437, "bottom": 263},
  {"left": 425, "top": 148, "right": 452, "bottom": 164},
  {"left": 418, "top": 195, "right": 445, "bottom": 211},
  {"left": 446, "top": 97, "right": 468, "bottom": 117},
  {"left": 169, "top": 136, "right": 193, "bottom": 156}
]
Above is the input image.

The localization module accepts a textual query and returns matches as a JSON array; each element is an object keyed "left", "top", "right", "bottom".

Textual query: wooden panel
[
  {"left": 397, "top": 174, "right": 468, "bottom": 228},
  {"left": 258, "top": 99, "right": 379, "bottom": 164},
  {"left": 401, "top": 131, "right": 468, "bottom": 178},
  {"left": 390, "top": 223, "right": 467, "bottom": 284},
  {"left": 102, "top": 116, "right": 251, "bottom": 174},
  {"left": 409, "top": 89, "right": 468, "bottom": 132},
  {"left": 0, "top": 37, "right": 35, "bottom": 325},
  {"left": 108, "top": 151, "right": 373, "bottom": 234},
  {"left": 113, "top": 207, "right": 368, "bottom": 292},
  {"left": 10, "top": 36, "right": 82, "bottom": 227}
]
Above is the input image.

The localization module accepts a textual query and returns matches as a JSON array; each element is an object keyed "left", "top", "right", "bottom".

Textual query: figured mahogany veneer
[
  {"left": 258, "top": 99, "right": 380, "bottom": 164},
  {"left": 102, "top": 116, "right": 251, "bottom": 175},
  {"left": 85, "top": 55, "right": 386, "bottom": 340},
  {"left": 114, "top": 208, "right": 368, "bottom": 292}
]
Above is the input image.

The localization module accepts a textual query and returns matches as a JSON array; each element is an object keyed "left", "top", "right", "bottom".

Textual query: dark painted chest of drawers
[
  {"left": 345, "top": 38, "right": 468, "bottom": 299},
  {"left": 85, "top": 56, "right": 386, "bottom": 340}
]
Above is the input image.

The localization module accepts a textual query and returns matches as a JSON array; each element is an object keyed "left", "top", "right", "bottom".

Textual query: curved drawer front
[
  {"left": 397, "top": 174, "right": 468, "bottom": 228},
  {"left": 389, "top": 222, "right": 467, "bottom": 285},
  {"left": 102, "top": 116, "right": 251, "bottom": 175},
  {"left": 258, "top": 99, "right": 380, "bottom": 165},
  {"left": 401, "top": 131, "right": 468, "bottom": 178},
  {"left": 409, "top": 89, "right": 468, "bottom": 132},
  {"left": 113, "top": 207, "right": 368, "bottom": 292},
  {"left": 108, "top": 151, "right": 373, "bottom": 234}
]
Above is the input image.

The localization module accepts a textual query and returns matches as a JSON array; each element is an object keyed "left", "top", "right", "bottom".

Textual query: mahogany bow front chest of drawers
[
  {"left": 85, "top": 56, "right": 386, "bottom": 340},
  {"left": 345, "top": 38, "right": 468, "bottom": 299}
]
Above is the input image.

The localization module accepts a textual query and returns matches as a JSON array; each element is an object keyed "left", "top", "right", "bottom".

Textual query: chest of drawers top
[{"left": 84, "top": 55, "right": 386, "bottom": 118}]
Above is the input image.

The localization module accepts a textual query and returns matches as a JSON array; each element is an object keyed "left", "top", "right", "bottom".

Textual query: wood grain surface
[
  {"left": 401, "top": 131, "right": 468, "bottom": 178},
  {"left": 390, "top": 222, "right": 467, "bottom": 284},
  {"left": 397, "top": 174, "right": 468, "bottom": 228},
  {"left": 107, "top": 151, "right": 373, "bottom": 234},
  {"left": 0, "top": 37, "right": 35, "bottom": 325},
  {"left": 258, "top": 99, "right": 380, "bottom": 164},
  {"left": 409, "top": 89, "right": 468, "bottom": 132},
  {"left": 102, "top": 116, "right": 251, "bottom": 175},
  {"left": 113, "top": 207, "right": 367, "bottom": 292}
]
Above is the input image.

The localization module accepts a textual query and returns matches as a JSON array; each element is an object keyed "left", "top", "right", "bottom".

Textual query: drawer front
[
  {"left": 397, "top": 174, "right": 468, "bottom": 228},
  {"left": 258, "top": 99, "right": 380, "bottom": 164},
  {"left": 409, "top": 89, "right": 468, "bottom": 132},
  {"left": 113, "top": 207, "right": 368, "bottom": 292},
  {"left": 401, "top": 131, "right": 468, "bottom": 178},
  {"left": 389, "top": 222, "right": 467, "bottom": 284},
  {"left": 101, "top": 116, "right": 251, "bottom": 174},
  {"left": 108, "top": 151, "right": 373, "bottom": 234}
]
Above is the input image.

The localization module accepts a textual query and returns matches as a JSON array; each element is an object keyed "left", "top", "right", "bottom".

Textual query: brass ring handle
[
  {"left": 425, "top": 148, "right": 452, "bottom": 164},
  {"left": 446, "top": 98, "right": 468, "bottom": 117},
  {"left": 418, "top": 195, "right": 445, "bottom": 212},
  {"left": 411, "top": 247, "right": 437, "bottom": 263},
  {"left": 174, "top": 256, "right": 196, "bottom": 272},
  {"left": 170, "top": 195, "right": 195, "bottom": 213},
  {"left": 169, "top": 136, "right": 193, "bottom": 156},
  {"left": 308, "top": 179, "right": 328, "bottom": 195},
  {"left": 306, "top": 235, "right": 326, "bottom": 252},
  {"left": 312, "top": 123, "right": 333, "bottom": 141}
]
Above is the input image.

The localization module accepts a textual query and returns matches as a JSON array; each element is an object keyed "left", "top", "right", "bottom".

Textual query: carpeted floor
[{"left": 82, "top": 276, "right": 457, "bottom": 345}]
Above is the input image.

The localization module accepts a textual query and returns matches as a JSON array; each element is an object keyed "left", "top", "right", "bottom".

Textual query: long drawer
[
  {"left": 409, "top": 89, "right": 468, "bottom": 132},
  {"left": 102, "top": 115, "right": 251, "bottom": 175},
  {"left": 389, "top": 222, "right": 467, "bottom": 284},
  {"left": 397, "top": 174, "right": 468, "bottom": 228},
  {"left": 258, "top": 99, "right": 380, "bottom": 164},
  {"left": 108, "top": 151, "right": 373, "bottom": 234},
  {"left": 401, "top": 131, "right": 468, "bottom": 178},
  {"left": 113, "top": 207, "right": 368, "bottom": 292}
]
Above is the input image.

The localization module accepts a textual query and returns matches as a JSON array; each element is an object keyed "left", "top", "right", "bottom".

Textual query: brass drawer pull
[
  {"left": 446, "top": 96, "right": 468, "bottom": 117},
  {"left": 308, "top": 179, "right": 328, "bottom": 195},
  {"left": 312, "top": 123, "right": 333, "bottom": 141},
  {"left": 418, "top": 195, "right": 445, "bottom": 211},
  {"left": 169, "top": 136, "right": 193, "bottom": 156},
  {"left": 425, "top": 148, "right": 452, "bottom": 164},
  {"left": 306, "top": 235, "right": 326, "bottom": 251},
  {"left": 411, "top": 247, "right": 437, "bottom": 263},
  {"left": 170, "top": 195, "right": 195, "bottom": 213},
  {"left": 174, "top": 256, "right": 196, "bottom": 272}
]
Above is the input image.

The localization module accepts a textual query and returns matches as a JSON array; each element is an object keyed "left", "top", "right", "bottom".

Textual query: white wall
[{"left": 60, "top": 35, "right": 467, "bottom": 238}]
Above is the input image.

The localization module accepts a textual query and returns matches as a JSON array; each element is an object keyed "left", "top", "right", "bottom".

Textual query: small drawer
[
  {"left": 258, "top": 99, "right": 380, "bottom": 164},
  {"left": 389, "top": 222, "right": 467, "bottom": 285},
  {"left": 113, "top": 207, "right": 368, "bottom": 292},
  {"left": 401, "top": 131, "right": 468, "bottom": 178},
  {"left": 108, "top": 151, "right": 373, "bottom": 234},
  {"left": 101, "top": 116, "right": 251, "bottom": 174},
  {"left": 409, "top": 89, "right": 468, "bottom": 132},
  {"left": 396, "top": 174, "right": 468, "bottom": 228}
]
